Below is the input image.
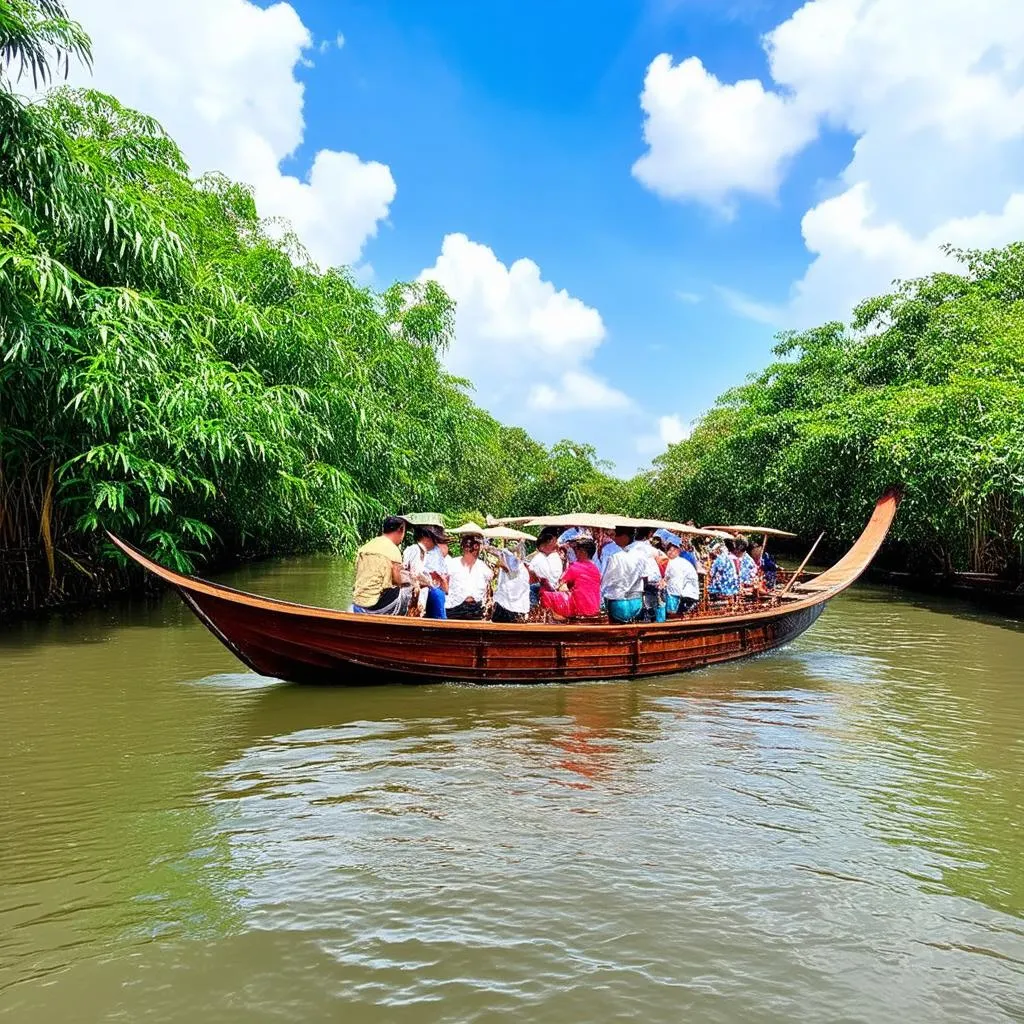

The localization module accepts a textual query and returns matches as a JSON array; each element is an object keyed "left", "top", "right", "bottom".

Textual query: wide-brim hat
[{"left": 450, "top": 522, "right": 485, "bottom": 538}]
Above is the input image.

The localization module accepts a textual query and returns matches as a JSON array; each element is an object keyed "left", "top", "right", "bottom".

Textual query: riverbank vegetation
[
  {"left": 645, "top": 245, "right": 1024, "bottom": 578},
  {"left": 4, "top": 1, "right": 1023, "bottom": 614},
  {"left": 0, "top": 0, "right": 634, "bottom": 612}
]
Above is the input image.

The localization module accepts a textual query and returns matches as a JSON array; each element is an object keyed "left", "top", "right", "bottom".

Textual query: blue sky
[
  {"left": 291, "top": 0, "right": 817, "bottom": 471},
  {"left": 71, "top": 0, "right": 1024, "bottom": 475}
]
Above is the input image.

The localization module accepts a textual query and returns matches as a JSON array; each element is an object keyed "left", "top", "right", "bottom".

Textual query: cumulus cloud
[
  {"left": 419, "top": 233, "right": 630, "bottom": 416},
  {"left": 66, "top": 0, "right": 394, "bottom": 268},
  {"left": 632, "top": 54, "right": 817, "bottom": 209},
  {"left": 635, "top": 0, "right": 1024, "bottom": 324},
  {"left": 528, "top": 371, "right": 633, "bottom": 412},
  {"left": 635, "top": 414, "right": 691, "bottom": 455}
]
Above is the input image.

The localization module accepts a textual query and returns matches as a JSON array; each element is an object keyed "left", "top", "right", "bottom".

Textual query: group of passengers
[{"left": 350, "top": 515, "right": 779, "bottom": 624}]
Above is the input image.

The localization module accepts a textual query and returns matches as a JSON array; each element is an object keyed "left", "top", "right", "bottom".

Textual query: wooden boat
[{"left": 108, "top": 489, "right": 900, "bottom": 685}]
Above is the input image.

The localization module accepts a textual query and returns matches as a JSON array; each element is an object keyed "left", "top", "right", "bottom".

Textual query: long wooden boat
[{"left": 108, "top": 489, "right": 900, "bottom": 685}]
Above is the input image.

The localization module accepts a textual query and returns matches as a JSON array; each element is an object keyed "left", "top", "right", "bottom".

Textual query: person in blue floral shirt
[
  {"left": 707, "top": 541, "right": 740, "bottom": 599},
  {"left": 736, "top": 538, "right": 759, "bottom": 590}
]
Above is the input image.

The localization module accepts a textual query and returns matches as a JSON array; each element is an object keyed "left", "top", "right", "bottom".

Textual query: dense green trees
[
  {"left": 647, "top": 245, "right": 1024, "bottom": 577},
  {"left": 6, "top": 0, "right": 1022, "bottom": 613},
  {"left": 0, "top": 0, "right": 628, "bottom": 610}
]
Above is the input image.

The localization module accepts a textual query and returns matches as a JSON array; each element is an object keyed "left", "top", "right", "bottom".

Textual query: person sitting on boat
[
  {"left": 423, "top": 536, "right": 450, "bottom": 616},
  {"left": 664, "top": 534, "right": 700, "bottom": 615},
  {"left": 707, "top": 541, "right": 740, "bottom": 602},
  {"left": 403, "top": 526, "right": 442, "bottom": 615},
  {"left": 597, "top": 530, "right": 620, "bottom": 575},
  {"left": 649, "top": 534, "right": 670, "bottom": 577},
  {"left": 490, "top": 540, "right": 531, "bottom": 624},
  {"left": 541, "top": 535, "right": 602, "bottom": 620},
  {"left": 735, "top": 537, "right": 759, "bottom": 594},
  {"left": 351, "top": 515, "right": 411, "bottom": 616},
  {"left": 751, "top": 541, "right": 778, "bottom": 590},
  {"left": 528, "top": 528, "right": 564, "bottom": 607},
  {"left": 601, "top": 526, "right": 645, "bottom": 622},
  {"left": 445, "top": 530, "right": 493, "bottom": 620},
  {"left": 419, "top": 529, "right": 450, "bottom": 619},
  {"left": 679, "top": 537, "right": 700, "bottom": 573},
  {"left": 557, "top": 526, "right": 584, "bottom": 564},
  {"left": 629, "top": 527, "right": 664, "bottom": 622}
]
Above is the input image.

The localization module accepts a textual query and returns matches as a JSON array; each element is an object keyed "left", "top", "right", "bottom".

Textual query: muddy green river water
[{"left": 1, "top": 556, "right": 1023, "bottom": 1022}]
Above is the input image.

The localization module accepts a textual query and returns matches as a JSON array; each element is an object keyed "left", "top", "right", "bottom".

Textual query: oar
[{"left": 779, "top": 532, "right": 825, "bottom": 597}]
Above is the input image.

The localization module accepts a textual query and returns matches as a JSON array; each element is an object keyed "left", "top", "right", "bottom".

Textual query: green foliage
[
  {"left": 0, "top": 0, "right": 642, "bottom": 609},
  {"left": 648, "top": 244, "right": 1024, "bottom": 575}
]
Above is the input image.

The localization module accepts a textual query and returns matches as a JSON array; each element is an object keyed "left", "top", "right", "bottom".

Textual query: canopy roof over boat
[
  {"left": 703, "top": 525, "right": 798, "bottom": 538},
  {"left": 522, "top": 513, "right": 729, "bottom": 540},
  {"left": 524, "top": 512, "right": 620, "bottom": 530},
  {"left": 482, "top": 525, "right": 535, "bottom": 541}
]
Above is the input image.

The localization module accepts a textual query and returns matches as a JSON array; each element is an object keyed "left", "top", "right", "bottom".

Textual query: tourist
[
  {"left": 735, "top": 537, "right": 759, "bottom": 592},
  {"left": 664, "top": 535, "right": 700, "bottom": 614},
  {"left": 490, "top": 539, "right": 531, "bottom": 623},
  {"left": 557, "top": 526, "right": 583, "bottom": 564},
  {"left": 403, "top": 525, "right": 440, "bottom": 614},
  {"left": 420, "top": 529, "right": 450, "bottom": 619},
  {"left": 751, "top": 541, "right": 779, "bottom": 590},
  {"left": 601, "top": 526, "right": 644, "bottom": 622},
  {"left": 679, "top": 537, "right": 700, "bottom": 572},
  {"left": 649, "top": 534, "right": 669, "bottom": 577},
  {"left": 445, "top": 530, "right": 493, "bottom": 620},
  {"left": 629, "top": 527, "right": 664, "bottom": 622},
  {"left": 529, "top": 528, "right": 564, "bottom": 606},
  {"left": 542, "top": 536, "right": 602, "bottom": 620},
  {"left": 707, "top": 541, "right": 740, "bottom": 602},
  {"left": 597, "top": 530, "right": 620, "bottom": 575},
  {"left": 351, "top": 515, "right": 411, "bottom": 615}
]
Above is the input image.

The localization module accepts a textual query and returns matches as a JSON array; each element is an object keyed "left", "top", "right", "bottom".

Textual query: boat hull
[{"left": 180, "top": 587, "right": 828, "bottom": 685}]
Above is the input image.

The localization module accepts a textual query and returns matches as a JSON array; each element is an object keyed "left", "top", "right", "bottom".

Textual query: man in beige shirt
[{"left": 351, "top": 516, "right": 410, "bottom": 615}]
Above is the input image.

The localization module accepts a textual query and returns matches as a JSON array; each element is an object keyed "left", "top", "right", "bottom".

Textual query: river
[{"left": 1, "top": 556, "right": 1023, "bottom": 1022}]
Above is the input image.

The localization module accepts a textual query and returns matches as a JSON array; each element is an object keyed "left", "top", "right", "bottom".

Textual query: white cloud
[
  {"left": 66, "top": 0, "right": 394, "bottom": 268},
  {"left": 635, "top": 413, "right": 691, "bottom": 455},
  {"left": 528, "top": 371, "right": 633, "bottom": 412},
  {"left": 675, "top": 290, "right": 702, "bottom": 304},
  {"left": 420, "top": 233, "right": 605, "bottom": 368},
  {"left": 419, "top": 234, "right": 630, "bottom": 416},
  {"left": 632, "top": 53, "right": 817, "bottom": 209},
  {"left": 658, "top": 414, "right": 690, "bottom": 445},
  {"left": 636, "top": 0, "right": 1024, "bottom": 324}
]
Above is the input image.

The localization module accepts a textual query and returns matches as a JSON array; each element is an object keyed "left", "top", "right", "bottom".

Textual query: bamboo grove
[{"left": 0, "top": 0, "right": 636, "bottom": 611}]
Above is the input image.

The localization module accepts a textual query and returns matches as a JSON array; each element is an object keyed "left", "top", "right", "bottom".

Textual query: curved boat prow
[{"left": 789, "top": 487, "right": 902, "bottom": 595}]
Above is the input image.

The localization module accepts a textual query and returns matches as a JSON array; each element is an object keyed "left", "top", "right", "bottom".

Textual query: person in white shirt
[
  {"left": 597, "top": 533, "right": 621, "bottom": 576},
  {"left": 628, "top": 527, "right": 664, "bottom": 622},
  {"left": 445, "top": 532, "right": 493, "bottom": 620},
  {"left": 402, "top": 526, "right": 439, "bottom": 613},
  {"left": 528, "top": 529, "right": 563, "bottom": 607},
  {"left": 601, "top": 526, "right": 645, "bottom": 623},
  {"left": 664, "top": 535, "right": 699, "bottom": 615},
  {"left": 489, "top": 541, "right": 531, "bottom": 623}
]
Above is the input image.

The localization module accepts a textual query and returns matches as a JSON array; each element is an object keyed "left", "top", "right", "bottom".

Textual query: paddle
[{"left": 779, "top": 532, "right": 825, "bottom": 598}]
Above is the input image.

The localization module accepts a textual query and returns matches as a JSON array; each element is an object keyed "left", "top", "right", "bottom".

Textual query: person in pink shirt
[{"left": 541, "top": 537, "right": 602, "bottom": 620}]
